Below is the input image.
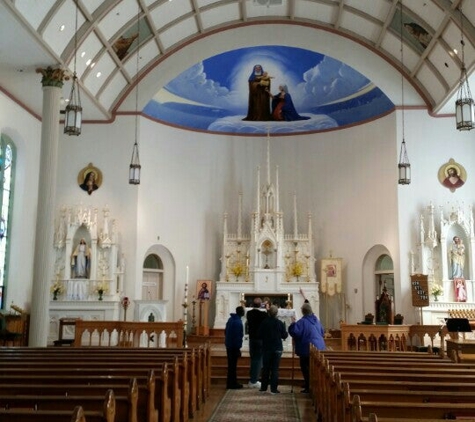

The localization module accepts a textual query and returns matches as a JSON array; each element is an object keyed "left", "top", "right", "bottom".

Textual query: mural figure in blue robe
[{"left": 269, "top": 84, "right": 310, "bottom": 121}]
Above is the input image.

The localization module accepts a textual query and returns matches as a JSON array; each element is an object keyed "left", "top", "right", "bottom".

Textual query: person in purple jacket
[{"left": 288, "top": 302, "right": 326, "bottom": 393}]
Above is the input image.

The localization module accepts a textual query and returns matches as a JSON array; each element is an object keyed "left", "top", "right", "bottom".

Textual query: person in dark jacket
[
  {"left": 246, "top": 297, "right": 268, "bottom": 389},
  {"left": 257, "top": 305, "right": 288, "bottom": 394},
  {"left": 225, "top": 306, "right": 245, "bottom": 389},
  {"left": 288, "top": 302, "right": 325, "bottom": 393}
]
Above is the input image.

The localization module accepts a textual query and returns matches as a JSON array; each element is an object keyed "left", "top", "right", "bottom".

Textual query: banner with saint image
[{"left": 320, "top": 258, "right": 342, "bottom": 296}]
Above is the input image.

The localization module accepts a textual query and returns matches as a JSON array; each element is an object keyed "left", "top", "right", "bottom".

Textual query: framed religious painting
[
  {"left": 438, "top": 158, "right": 466, "bottom": 193},
  {"left": 454, "top": 278, "right": 467, "bottom": 302},
  {"left": 77, "top": 163, "right": 103, "bottom": 195},
  {"left": 196, "top": 280, "right": 212, "bottom": 301}
]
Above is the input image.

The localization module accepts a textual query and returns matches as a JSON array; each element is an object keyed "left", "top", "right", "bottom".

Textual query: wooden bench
[
  {"left": 0, "top": 345, "right": 212, "bottom": 422},
  {"left": 0, "top": 344, "right": 210, "bottom": 418},
  {"left": 350, "top": 394, "right": 475, "bottom": 421},
  {"left": 311, "top": 348, "right": 475, "bottom": 422},
  {"left": 0, "top": 390, "right": 115, "bottom": 422}
]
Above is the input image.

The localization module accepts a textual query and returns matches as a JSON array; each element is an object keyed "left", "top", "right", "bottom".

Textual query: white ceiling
[{"left": 0, "top": 0, "right": 474, "bottom": 123}]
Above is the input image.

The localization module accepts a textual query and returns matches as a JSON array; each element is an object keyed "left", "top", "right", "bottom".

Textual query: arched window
[
  {"left": 142, "top": 254, "right": 164, "bottom": 300},
  {"left": 0, "top": 135, "right": 15, "bottom": 309}
]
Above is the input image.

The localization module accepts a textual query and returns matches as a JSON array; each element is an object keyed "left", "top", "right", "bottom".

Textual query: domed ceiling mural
[{"left": 143, "top": 45, "right": 394, "bottom": 135}]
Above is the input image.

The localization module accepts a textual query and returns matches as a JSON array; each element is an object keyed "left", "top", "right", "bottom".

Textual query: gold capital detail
[{"left": 36, "top": 66, "right": 70, "bottom": 88}]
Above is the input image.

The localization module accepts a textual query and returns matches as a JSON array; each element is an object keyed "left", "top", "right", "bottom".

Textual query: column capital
[{"left": 36, "top": 66, "right": 70, "bottom": 88}]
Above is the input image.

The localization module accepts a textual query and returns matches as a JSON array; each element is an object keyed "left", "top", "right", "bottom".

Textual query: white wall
[{"left": 4, "top": 87, "right": 475, "bottom": 329}]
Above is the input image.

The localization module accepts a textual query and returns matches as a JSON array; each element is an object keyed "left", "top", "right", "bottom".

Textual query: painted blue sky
[{"left": 143, "top": 46, "right": 394, "bottom": 134}]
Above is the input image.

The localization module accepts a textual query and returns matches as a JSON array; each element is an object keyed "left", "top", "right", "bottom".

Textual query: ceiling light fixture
[
  {"left": 64, "top": 0, "right": 82, "bottom": 136},
  {"left": 398, "top": 0, "right": 410, "bottom": 185},
  {"left": 455, "top": 5, "right": 474, "bottom": 131},
  {"left": 129, "top": 5, "right": 141, "bottom": 185}
]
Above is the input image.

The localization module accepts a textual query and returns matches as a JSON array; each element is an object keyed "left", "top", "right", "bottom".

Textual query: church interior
[{"left": 2, "top": 0, "right": 475, "bottom": 420}]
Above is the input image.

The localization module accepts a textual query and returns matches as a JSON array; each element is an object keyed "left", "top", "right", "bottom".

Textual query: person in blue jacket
[
  {"left": 225, "top": 306, "right": 245, "bottom": 389},
  {"left": 288, "top": 302, "right": 325, "bottom": 393}
]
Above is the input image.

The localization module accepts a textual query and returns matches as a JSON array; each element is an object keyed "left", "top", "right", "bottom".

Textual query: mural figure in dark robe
[
  {"left": 269, "top": 84, "right": 310, "bottom": 121},
  {"left": 242, "top": 64, "right": 272, "bottom": 121}
]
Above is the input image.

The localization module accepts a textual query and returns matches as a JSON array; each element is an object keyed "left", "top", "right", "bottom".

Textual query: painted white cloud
[{"left": 161, "top": 52, "right": 373, "bottom": 114}]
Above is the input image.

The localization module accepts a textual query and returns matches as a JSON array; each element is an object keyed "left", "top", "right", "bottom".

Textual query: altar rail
[
  {"left": 341, "top": 324, "right": 450, "bottom": 354},
  {"left": 73, "top": 320, "right": 184, "bottom": 347}
]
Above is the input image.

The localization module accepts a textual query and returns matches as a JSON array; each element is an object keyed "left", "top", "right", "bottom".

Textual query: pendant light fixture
[
  {"left": 455, "top": 5, "right": 474, "bottom": 131},
  {"left": 129, "top": 5, "right": 141, "bottom": 185},
  {"left": 64, "top": 0, "right": 82, "bottom": 136},
  {"left": 398, "top": 0, "right": 410, "bottom": 185}
]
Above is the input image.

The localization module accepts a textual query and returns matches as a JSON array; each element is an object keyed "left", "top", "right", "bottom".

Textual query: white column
[{"left": 29, "top": 68, "right": 65, "bottom": 346}]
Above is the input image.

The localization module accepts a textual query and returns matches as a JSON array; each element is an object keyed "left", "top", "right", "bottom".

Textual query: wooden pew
[
  {"left": 311, "top": 348, "right": 475, "bottom": 422},
  {"left": 0, "top": 390, "right": 115, "bottom": 422},
  {"left": 0, "top": 363, "right": 177, "bottom": 422},
  {"left": 0, "top": 344, "right": 210, "bottom": 413},
  {"left": 0, "top": 349, "right": 198, "bottom": 420},
  {"left": 351, "top": 394, "right": 475, "bottom": 421}
]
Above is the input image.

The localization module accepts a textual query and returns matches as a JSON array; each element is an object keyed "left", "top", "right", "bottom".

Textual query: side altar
[
  {"left": 213, "top": 139, "right": 319, "bottom": 329},
  {"left": 48, "top": 205, "right": 126, "bottom": 344}
]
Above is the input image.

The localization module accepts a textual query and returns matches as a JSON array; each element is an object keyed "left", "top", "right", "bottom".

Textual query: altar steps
[{"left": 210, "top": 354, "right": 304, "bottom": 386}]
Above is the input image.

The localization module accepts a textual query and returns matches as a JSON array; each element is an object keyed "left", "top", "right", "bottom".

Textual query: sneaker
[
  {"left": 259, "top": 388, "right": 267, "bottom": 393},
  {"left": 300, "top": 388, "right": 310, "bottom": 394},
  {"left": 248, "top": 381, "right": 261, "bottom": 389},
  {"left": 270, "top": 390, "right": 280, "bottom": 395}
]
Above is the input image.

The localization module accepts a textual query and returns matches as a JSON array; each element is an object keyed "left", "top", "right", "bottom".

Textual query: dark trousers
[
  {"left": 226, "top": 347, "right": 241, "bottom": 387},
  {"left": 299, "top": 355, "right": 310, "bottom": 390},
  {"left": 249, "top": 338, "right": 263, "bottom": 383},
  {"left": 261, "top": 350, "right": 282, "bottom": 392}
]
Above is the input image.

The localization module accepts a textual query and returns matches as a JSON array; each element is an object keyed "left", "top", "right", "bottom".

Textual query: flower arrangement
[
  {"left": 94, "top": 283, "right": 108, "bottom": 296},
  {"left": 231, "top": 262, "right": 244, "bottom": 278},
  {"left": 292, "top": 262, "right": 303, "bottom": 278},
  {"left": 430, "top": 283, "right": 443, "bottom": 297},
  {"left": 51, "top": 281, "right": 64, "bottom": 299}
]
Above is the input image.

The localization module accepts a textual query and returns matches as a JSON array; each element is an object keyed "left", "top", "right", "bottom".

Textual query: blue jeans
[
  {"left": 261, "top": 350, "right": 282, "bottom": 392},
  {"left": 249, "top": 338, "right": 263, "bottom": 383}
]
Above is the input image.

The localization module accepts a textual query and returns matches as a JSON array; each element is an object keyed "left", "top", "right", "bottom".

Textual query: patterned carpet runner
[{"left": 209, "top": 385, "right": 301, "bottom": 422}]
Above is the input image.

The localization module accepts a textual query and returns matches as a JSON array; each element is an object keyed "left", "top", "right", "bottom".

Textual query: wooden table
[{"left": 340, "top": 324, "right": 411, "bottom": 351}]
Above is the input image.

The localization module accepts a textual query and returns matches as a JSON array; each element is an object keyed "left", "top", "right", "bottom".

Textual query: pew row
[
  {"left": 0, "top": 390, "right": 115, "bottom": 422},
  {"left": 0, "top": 344, "right": 211, "bottom": 418},
  {"left": 351, "top": 394, "right": 475, "bottom": 421},
  {"left": 310, "top": 347, "right": 475, "bottom": 422}
]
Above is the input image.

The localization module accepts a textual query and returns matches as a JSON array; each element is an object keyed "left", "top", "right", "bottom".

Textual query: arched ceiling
[{"left": 0, "top": 0, "right": 474, "bottom": 124}]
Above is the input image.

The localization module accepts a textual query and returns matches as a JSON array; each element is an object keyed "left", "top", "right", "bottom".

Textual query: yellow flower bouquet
[
  {"left": 51, "top": 281, "right": 64, "bottom": 299},
  {"left": 95, "top": 282, "right": 108, "bottom": 300},
  {"left": 232, "top": 262, "right": 244, "bottom": 278},
  {"left": 292, "top": 262, "right": 303, "bottom": 278}
]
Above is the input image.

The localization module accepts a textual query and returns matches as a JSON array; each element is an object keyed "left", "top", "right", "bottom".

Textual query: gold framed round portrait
[
  {"left": 438, "top": 158, "right": 466, "bottom": 193},
  {"left": 77, "top": 163, "right": 103, "bottom": 195}
]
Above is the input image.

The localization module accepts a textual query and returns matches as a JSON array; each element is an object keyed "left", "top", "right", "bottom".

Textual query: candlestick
[{"left": 185, "top": 265, "right": 189, "bottom": 302}]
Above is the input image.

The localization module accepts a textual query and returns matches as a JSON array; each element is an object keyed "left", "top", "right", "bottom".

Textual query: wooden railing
[{"left": 73, "top": 320, "right": 184, "bottom": 348}]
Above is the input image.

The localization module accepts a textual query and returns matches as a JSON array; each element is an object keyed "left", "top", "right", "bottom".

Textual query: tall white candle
[{"left": 185, "top": 265, "right": 189, "bottom": 302}]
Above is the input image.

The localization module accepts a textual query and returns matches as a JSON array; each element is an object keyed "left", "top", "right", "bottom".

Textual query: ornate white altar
[
  {"left": 213, "top": 138, "right": 319, "bottom": 329},
  {"left": 413, "top": 202, "right": 475, "bottom": 324},
  {"left": 48, "top": 204, "right": 125, "bottom": 344}
]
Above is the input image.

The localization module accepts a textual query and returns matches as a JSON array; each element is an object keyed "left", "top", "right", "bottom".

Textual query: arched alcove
[
  {"left": 362, "top": 244, "right": 392, "bottom": 318},
  {"left": 142, "top": 244, "right": 176, "bottom": 319}
]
